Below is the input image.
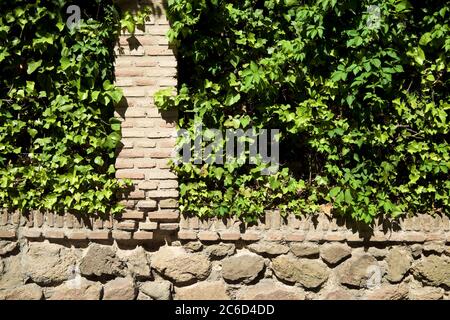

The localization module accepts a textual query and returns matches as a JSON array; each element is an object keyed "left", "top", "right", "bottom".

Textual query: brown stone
[
  {"left": 290, "top": 243, "right": 319, "bottom": 258},
  {"left": 0, "top": 241, "right": 17, "bottom": 256},
  {"left": 412, "top": 255, "right": 450, "bottom": 287},
  {"left": 385, "top": 248, "right": 413, "bottom": 283},
  {"left": 175, "top": 281, "right": 230, "bottom": 300},
  {"left": 22, "top": 242, "right": 78, "bottom": 285},
  {"left": 272, "top": 256, "right": 329, "bottom": 289},
  {"left": 409, "top": 286, "right": 444, "bottom": 300},
  {"left": 320, "top": 243, "right": 351, "bottom": 265},
  {"left": 322, "top": 289, "right": 355, "bottom": 300},
  {"left": 103, "top": 277, "right": 137, "bottom": 300},
  {"left": 49, "top": 278, "right": 102, "bottom": 300},
  {"left": 222, "top": 253, "right": 265, "bottom": 284},
  {"left": 151, "top": 246, "right": 211, "bottom": 285},
  {"left": 204, "top": 243, "right": 235, "bottom": 259},
  {"left": 117, "top": 247, "right": 151, "bottom": 279}
]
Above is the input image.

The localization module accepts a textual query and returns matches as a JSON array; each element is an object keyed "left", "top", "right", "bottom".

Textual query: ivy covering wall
[
  {"left": 0, "top": 0, "right": 147, "bottom": 215},
  {"left": 158, "top": 0, "right": 450, "bottom": 223}
]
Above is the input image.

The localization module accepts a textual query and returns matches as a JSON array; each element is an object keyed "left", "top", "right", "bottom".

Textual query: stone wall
[{"left": 1, "top": 0, "right": 449, "bottom": 300}]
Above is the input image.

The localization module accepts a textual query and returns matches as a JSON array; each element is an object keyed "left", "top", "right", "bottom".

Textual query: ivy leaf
[{"left": 27, "top": 60, "right": 42, "bottom": 74}]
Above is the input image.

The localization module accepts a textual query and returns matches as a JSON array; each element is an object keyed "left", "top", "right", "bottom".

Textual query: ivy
[
  {"left": 158, "top": 0, "right": 450, "bottom": 223},
  {"left": 0, "top": 0, "right": 149, "bottom": 216}
]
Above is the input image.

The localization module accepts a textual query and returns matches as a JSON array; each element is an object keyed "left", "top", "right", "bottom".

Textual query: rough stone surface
[
  {"left": 0, "top": 255, "right": 23, "bottom": 289},
  {"left": 410, "top": 244, "right": 423, "bottom": 259},
  {"left": 140, "top": 280, "right": 172, "bottom": 300},
  {"left": 409, "top": 286, "right": 444, "bottom": 300},
  {"left": 204, "top": 243, "right": 235, "bottom": 259},
  {"left": 22, "top": 242, "right": 78, "bottom": 285},
  {"left": 222, "top": 253, "right": 265, "bottom": 284},
  {"left": 272, "top": 255, "right": 329, "bottom": 289},
  {"left": 0, "top": 241, "right": 18, "bottom": 256},
  {"left": 364, "top": 284, "right": 409, "bottom": 300},
  {"left": 338, "top": 254, "right": 379, "bottom": 288},
  {"left": 248, "top": 242, "right": 289, "bottom": 256},
  {"left": 103, "top": 277, "right": 136, "bottom": 300},
  {"left": 322, "top": 289, "right": 355, "bottom": 300},
  {"left": 412, "top": 255, "right": 450, "bottom": 287},
  {"left": 175, "top": 281, "right": 230, "bottom": 300},
  {"left": 367, "top": 247, "right": 387, "bottom": 259},
  {"left": 236, "top": 280, "right": 305, "bottom": 300},
  {"left": 151, "top": 246, "right": 211, "bottom": 285},
  {"left": 79, "top": 244, "right": 124, "bottom": 278},
  {"left": 320, "top": 243, "right": 351, "bottom": 265},
  {"left": 0, "top": 283, "right": 43, "bottom": 300},
  {"left": 385, "top": 248, "right": 412, "bottom": 283},
  {"left": 49, "top": 278, "right": 102, "bottom": 300},
  {"left": 117, "top": 247, "right": 151, "bottom": 279},
  {"left": 184, "top": 242, "right": 203, "bottom": 252},
  {"left": 290, "top": 243, "right": 319, "bottom": 258},
  {"left": 423, "top": 243, "right": 445, "bottom": 255}
]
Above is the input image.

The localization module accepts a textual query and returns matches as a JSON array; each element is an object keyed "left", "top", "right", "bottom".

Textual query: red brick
[
  {"left": 138, "top": 181, "right": 159, "bottom": 190},
  {"left": 43, "top": 229, "right": 65, "bottom": 239},
  {"left": 122, "top": 128, "right": 146, "bottom": 138},
  {"left": 115, "top": 68, "right": 144, "bottom": 77},
  {"left": 148, "top": 190, "right": 179, "bottom": 198},
  {"left": 67, "top": 231, "right": 88, "bottom": 240},
  {"left": 116, "top": 221, "right": 137, "bottom": 231},
  {"left": 116, "top": 170, "right": 145, "bottom": 180},
  {"left": 145, "top": 170, "right": 177, "bottom": 180},
  {"left": 403, "top": 232, "right": 426, "bottom": 243},
  {"left": 198, "top": 231, "right": 219, "bottom": 241},
  {"left": 115, "top": 159, "right": 134, "bottom": 169},
  {"left": 133, "top": 231, "right": 154, "bottom": 240},
  {"left": 126, "top": 190, "right": 146, "bottom": 199},
  {"left": 323, "top": 232, "right": 346, "bottom": 242},
  {"left": 266, "top": 231, "right": 284, "bottom": 241},
  {"left": 139, "top": 222, "right": 158, "bottom": 231},
  {"left": 137, "top": 200, "right": 157, "bottom": 209},
  {"left": 159, "top": 199, "right": 178, "bottom": 209},
  {"left": 241, "top": 232, "right": 261, "bottom": 241},
  {"left": 88, "top": 230, "right": 111, "bottom": 240},
  {"left": 121, "top": 211, "right": 145, "bottom": 220},
  {"left": 158, "top": 180, "right": 178, "bottom": 189},
  {"left": 112, "top": 230, "right": 132, "bottom": 240},
  {"left": 135, "top": 78, "right": 157, "bottom": 86},
  {"left": 285, "top": 233, "right": 306, "bottom": 242},
  {"left": 21, "top": 229, "right": 41, "bottom": 239},
  {"left": 178, "top": 230, "right": 198, "bottom": 240},
  {"left": 118, "top": 149, "right": 146, "bottom": 158},
  {"left": 134, "top": 159, "right": 156, "bottom": 169}
]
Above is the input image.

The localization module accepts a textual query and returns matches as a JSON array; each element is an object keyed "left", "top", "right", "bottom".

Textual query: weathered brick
[
  {"left": 135, "top": 57, "right": 159, "bottom": 67},
  {"left": 67, "top": 231, "right": 88, "bottom": 240},
  {"left": 145, "top": 169, "right": 177, "bottom": 180},
  {"left": 122, "top": 128, "right": 146, "bottom": 138},
  {"left": 178, "top": 230, "right": 198, "bottom": 240},
  {"left": 133, "top": 139, "right": 157, "bottom": 148},
  {"left": 124, "top": 108, "right": 148, "bottom": 118},
  {"left": 323, "top": 232, "right": 346, "bottom": 242},
  {"left": 241, "top": 232, "right": 261, "bottom": 242},
  {"left": 115, "top": 158, "right": 134, "bottom": 169},
  {"left": 403, "top": 232, "right": 426, "bottom": 243},
  {"left": 148, "top": 190, "right": 179, "bottom": 198},
  {"left": 118, "top": 149, "right": 146, "bottom": 158},
  {"left": 220, "top": 231, "right": 241, "bottom": 241},
  {"left": 139, "top": 222, "right": 158, "bottom": 231},
  {"left": 116, "top": 221, "right": 137, "bottom": 231},
  {"left": 112, "top": 230, "right": 132, "bottom": 240},
  {"left": 266, "top": 231, "right": 284, "bottom": 241},
  {"left": 127, "top": 190, "right": 146, "bottom": 199},
  {"left": 158, "top": 180, "right": 178, "bottom": 189},
  {"left": 21, "top": 228, "right": 41, "bottom": 239},
  {"left": 147, "top": 130, "right": 175, "bottom": 139},
  {"left": 133, "top": 231, "right": 154, "bottom": 240},
  {"left": 43, "top": 229, "right": 65, "bottom": 239},
  {"left": 137, "top": 200, "right": 158, "bottom": 210},
  {"left": 134, "top": 77, "right": 157, "bottom": 86},
  {"left": 134, "top": 159, "right": 157, "bottom": 169},
  {"left": 146, "top": 149, "right": 174, "bottom": 159},
  {"left": 116, "top": 170, "right": 145, "bottom": 180},
  {"left": 198, "top": 231, "right": 219, "bottom": 241},
  {"left": 121, "top": 211, "right": 145, "bottom": 220},
  {"left": 159, "top": 223, "right": 179, "bottom": 231},
  {"left": 285, "top": 233, "right": 306, "bottom": 242},
  {"left": 148, "top": 210, "right": 179, "bottom": 221},
  {"left": 138, "top": 181, "right": 159, "bottom": 190},
  {"left": 115, "top": 68, "right": 144, "bottom": 77},
  {"left": 144, "top": 46, "right": 173, "bottom": 56},
  {"left": 425, "top": 232, "right": 445, "bottom": 242},
  {"left": 159, "top": 199, "right": 178, "bottom": 209}
]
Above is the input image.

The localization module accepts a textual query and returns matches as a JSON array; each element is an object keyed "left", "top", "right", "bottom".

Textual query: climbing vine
[
  {"left": 0, "top": 0, "right": 149, "bottom": 215},
  {"left": 157, "top": 0, "right": 450, "bottom": 223}
]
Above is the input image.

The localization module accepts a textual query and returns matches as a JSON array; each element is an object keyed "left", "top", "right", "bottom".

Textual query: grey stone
[
  {"left": 118, "top": 247, "right": 151, "bottom": 279},
  {"left": 22, "top": 242, "right": 78, "bottom": 285},
  {"left": 205, "top": 243, "right": 235, "bottom": 259},
  {"left": 385, "top": 248, "right": 412, "bottom": 283},
  {"left": 79, "top": 243, "right": 124, "bottom": 278},
  {"left": 338, "top": 254, "right": 380, "bottom": 288},
  {"left": 320, "top": 243, "right": 351, "bottom": 265},
  {"left": 409, "top": 286, "right": 444, "bottom": 300},
  {"left": 151, "top": 246, "right": 211, "bottom": 285},
  {"left": 222, "top": 253, "right": 265, "bottom": 284},
  {"left": 248, "top": 242, "right": 289, "bottom": 256},
  {"left": 0, "top": 241, "right": 18, "bottom": 256},
  {"left": 412, "top": 255, "right": 450, "bottom": 287},
  {"left": 272, "top": 255, "right": 328, "bottom": 289},
  {"left": 49, "top": 278, "right": 102, "bottom": 300},
  {"left": 236, "top": 280, "right": 305, "bottom": 300},
  {"left": 103, "top": 277, "right": 136, "bottom": 300},
  {"left": 140, "top": 280, "right": 172, "bottom": 300},
  {"left": 290, "top": 243, "right": 319, "bottom": 258},
  {"left": 0, "top": 283, "right": 43, "bottom": 300},
  {"left": 175, "top": 281, "right": 230, "bottom": 300}
]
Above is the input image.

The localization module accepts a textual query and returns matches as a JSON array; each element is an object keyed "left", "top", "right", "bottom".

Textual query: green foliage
[
  {"left": 158, "top": 0, "right": 450, "bottom": 223},
  {"left": 0, "top": 0, "right": 149, "bottom": 215}
]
